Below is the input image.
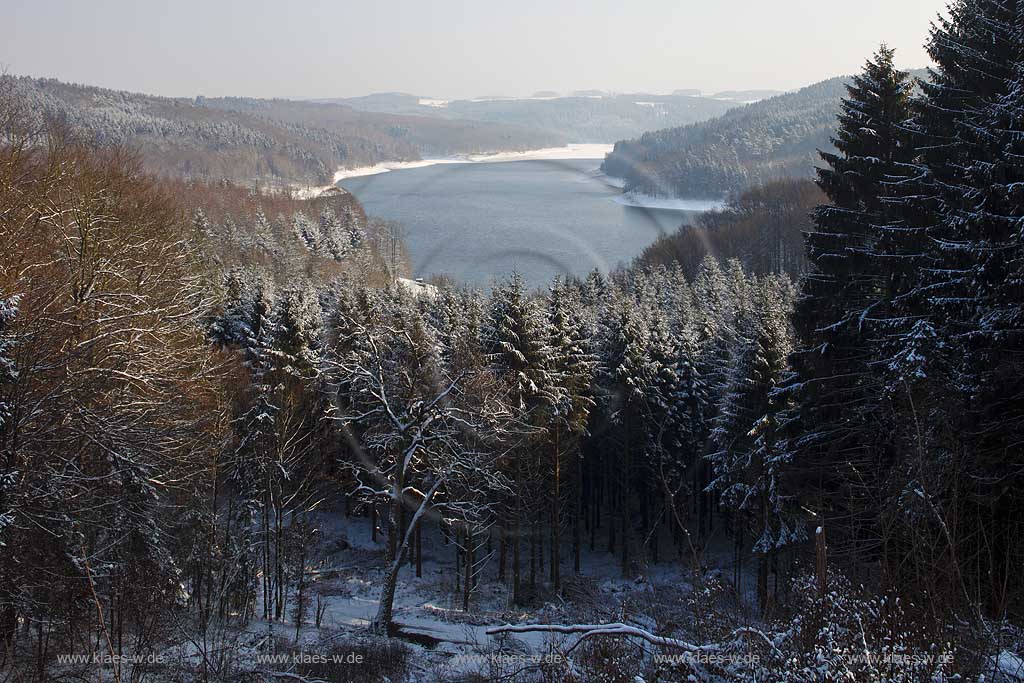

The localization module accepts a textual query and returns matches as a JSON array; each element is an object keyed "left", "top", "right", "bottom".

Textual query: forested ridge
[
  {"left": 2, "top": 1, "right": 1024, "bottom": 681},
  {"left": 0, "top": 76, "right": 563, "bottom": 188},
  {"left": 601, "top": 70, "right": 928, "bottom": 198}
]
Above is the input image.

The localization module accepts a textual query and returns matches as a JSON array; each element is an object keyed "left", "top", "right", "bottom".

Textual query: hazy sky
[{"left": 4, "top": 0, "right": 948, "bottom": 100}]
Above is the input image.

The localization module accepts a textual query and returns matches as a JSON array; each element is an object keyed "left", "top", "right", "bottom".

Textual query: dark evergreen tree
[
  {"left": 786, "top": 46, "right": 914, "bottom": 562},
  {"left": 901, "top": 2, "right": 1024, "bottom": 614}
]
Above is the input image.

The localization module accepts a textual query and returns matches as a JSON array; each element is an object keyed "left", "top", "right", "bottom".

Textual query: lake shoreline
[
  {"left": 590, "top": 171, "right": 725, "bottom": 212},
  {"left": 613, "top": 192, "right": 726, "bottom": 212},
  {"left": 331, "top": 143, "right": 614, "bottom": 182}
]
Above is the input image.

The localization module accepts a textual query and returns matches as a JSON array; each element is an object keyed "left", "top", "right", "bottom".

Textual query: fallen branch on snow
[
  {"left": 485, "top": 622, "right": 711, "bottom": 651},
  {"left": 484, "top": 622, "right": 781, "bottom": 658}
]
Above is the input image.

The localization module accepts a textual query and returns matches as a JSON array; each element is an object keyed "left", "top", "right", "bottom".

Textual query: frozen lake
[{"left": 339, "top": 158, "right": 715, "bottom": 288}]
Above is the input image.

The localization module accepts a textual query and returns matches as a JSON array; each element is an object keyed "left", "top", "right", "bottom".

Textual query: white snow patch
[
  {"left": 289, "top": 183, "right": 351, "bottom": 200},
  {"left": 396, "top": 277, "right": 438, "bottom": 299},
  {"left": 994, "top": 650, "right": 1024, "bottom": 681},
  {"left": 418, "top": 98, "right": 449, "bottom": 108},
  {"left": 332, "top": 144, "right": 614, "bottom": 181},
  {"left": 634, "top": 101, "right": 660, "bottom": 108},
  {"left": 290, "top": 184, "right": 337, "bottom": 200},
  {"left": 614, "top": 192, "right": 725, "bottom": 212}
]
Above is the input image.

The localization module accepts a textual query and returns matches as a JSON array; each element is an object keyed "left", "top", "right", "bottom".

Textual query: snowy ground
[
  {"left": 23, "top": 506, "right": 1020, "bottom": 682},
  {"left": 233, "top": 503, "right": 767, "bottom": 681},
  {"left": 290, "top": 183, "right": 343, "bottom": 200}
]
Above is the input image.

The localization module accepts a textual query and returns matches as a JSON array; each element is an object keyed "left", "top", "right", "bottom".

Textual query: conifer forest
[{"left": 2, "top": 1, "right": 1024, "bottom": 681}]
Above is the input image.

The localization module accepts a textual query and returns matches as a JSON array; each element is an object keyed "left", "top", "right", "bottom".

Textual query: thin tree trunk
[
  {"left": 574, "top": 449, "right": 582, "bottom": 575},
  {"left": 463, "top": 525, "right": 473, "bottom": 611},
  {"left": 275, "top": 502, "right": 285, "bottom": 621},
  {"left": 372, "top": 479, "right": 441, "bottom": 633},
  {"left": 529, "top": 523, "right": 537, "bottom": 589},
  {"left": 513, "top": 454, "right": 522, "bottom": 603},
  {"left": 262, "top": 489, "right": 271, "bottom": 620},
  {"left": 651, "top": 490, "right": 659, "bottom": 565},
  {"left": 590, "top": 465, "right": 597, "bottom": 552},
  {"left": 499, "top": 526, "right": 507, "bottom": 581},
  {"left": 621, "top": 423, "right": 631, "bottom": 576},
  {"left": 607, "top": 462, "right": 616, "bottom": 554},
  {"left": 415, "top": 524, "right": 422, "bottom": 578},
  {"left": 552, "top": 425, "right": 561, "bottom": 588},
  {"left": 371, "top": 502, "right": 377, "bottom": 543},
  {"left": 455, "top": 534, "right": 461, "bottom": 593}
]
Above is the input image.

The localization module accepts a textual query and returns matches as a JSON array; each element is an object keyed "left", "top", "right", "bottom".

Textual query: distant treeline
[{"left": 323, "top": 92, "right": 740, "bottom": 143}]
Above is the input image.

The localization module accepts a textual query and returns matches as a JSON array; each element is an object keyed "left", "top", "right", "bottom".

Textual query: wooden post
[{"left": 815, "top": 526, "right": 827, "bottom": 599}]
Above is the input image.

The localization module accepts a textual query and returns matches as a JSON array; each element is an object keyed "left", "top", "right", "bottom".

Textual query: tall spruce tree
[
  {"left": 709, "top": 276, "right": 796, "bottom": 612},
  {"left": 951, "top": 31, "right": 1024, "bottom": 559},
  {"left": 598, "top": 290, "right": 664, "bottom": 574},
  {"left": 905, "top": 0, "right": 1024, "bottom": 614},
  {"left": 786, "top": 46, "right": 914, "bottom": 562},
  {"left": 546, "top": 278, "right": 596, "bottom": 584},
  {"left": 485, "top": 273, "right": 555, "bottom": 601},
  {"left": 690, "top": 255, "right": 735, "bottom": 536}
]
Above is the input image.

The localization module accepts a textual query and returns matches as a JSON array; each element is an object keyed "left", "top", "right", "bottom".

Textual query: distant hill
[
  {"left": 320, "top": 92, "right": 738, "bottom": 143},
  {"left": 2, "top": 76, "right": 562, "bottom": 187},
  {"left": 601, "top": 72, "right": 928, "bottom": 198},
  {"left": 711, "top": 89, "right": 786, "bottom": 102}
]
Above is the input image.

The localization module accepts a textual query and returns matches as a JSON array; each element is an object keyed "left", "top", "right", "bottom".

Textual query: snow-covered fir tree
[
  {"left": 785, "top": 46, "right": 915, "bottom": 558},
  {"left": 708, "top": 275, "right": 796, "bottom": 611}
]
